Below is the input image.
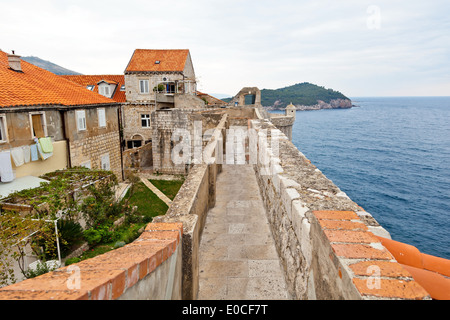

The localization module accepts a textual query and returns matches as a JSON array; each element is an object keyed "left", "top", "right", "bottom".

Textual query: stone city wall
[
  {"left": 250, "top": 118, "right": 430, "bottom": 300},
  {"left": 152, "top": 114, "right": 226, "bottom": 299}
]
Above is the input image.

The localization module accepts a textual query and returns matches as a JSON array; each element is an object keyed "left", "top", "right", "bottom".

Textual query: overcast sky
[{"left": 1, "top": 0, "right": 449, "bottom": 97}]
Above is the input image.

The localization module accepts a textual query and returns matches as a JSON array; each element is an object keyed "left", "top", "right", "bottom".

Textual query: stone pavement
[
  {"left": 198, "top": 164, "right": 289, "bottom": 300},
  {"left": 140, "top": 177, "right": 173, "bottom": 206}
]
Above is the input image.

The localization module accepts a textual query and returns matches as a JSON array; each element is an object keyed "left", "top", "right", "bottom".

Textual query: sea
[{"left": 270, "top": 97, "right": 450, "bottom": 259}]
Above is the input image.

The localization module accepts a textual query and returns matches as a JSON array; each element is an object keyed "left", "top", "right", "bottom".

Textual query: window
[
  {"left": 76, "top": 110, "right": 86, "bottom": 131},
  {"left": 139, "top": 80, "right": 149, "bottom": 94},
  {"left": 29, "top": 112, "right": 47, "bottom": 138},
  {"left": 99, "top": 85, "right": 110, "bottom": 97},
  {"left": 98, "top": 108, "right": 106, "bottom": 128},
  {"left": 141, "top": 114, "right": 151, "bottom": 128},
  {"left": 0, "top": 115, "right": 7, "bottom": 143},
  {"left": 101, "top": 153, "right": 110, "bottom": 170},
  {"left": 127, "top": 140, "right": 142, "bottom": 149},
  {"left": 86, "top": 85, "right": 95, "bottom": 91},
  {"left": 120, "top": 85, "right": 125, "bottom": 91}
]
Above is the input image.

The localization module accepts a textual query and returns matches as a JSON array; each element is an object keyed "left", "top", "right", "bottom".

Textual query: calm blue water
[{"left": 271, "top": 97, "right": 450, "bottom": 259}]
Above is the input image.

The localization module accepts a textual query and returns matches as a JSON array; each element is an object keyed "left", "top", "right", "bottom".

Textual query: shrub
[
  {"left": 114, "top": 241, "right": 126, "bottom": 248},
  {"left": 83, "top": 224, "right": 114, "bottom": 246},
  {"left": 57, "top": 219, "right": 84, "bottom": 257},
  {"left": 64, "top": 257, "right": 81, "bottom": 266},
  {"left": 23, "top": 261, "right": 57, "bottom": 279}
]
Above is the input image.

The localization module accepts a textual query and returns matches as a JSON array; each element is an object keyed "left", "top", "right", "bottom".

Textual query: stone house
[
  {"left": 122, "top": 49, "right": 206, "bottom": 149},
  {"left": 0, "top": 50, "right": 123, "bottom": 191}
]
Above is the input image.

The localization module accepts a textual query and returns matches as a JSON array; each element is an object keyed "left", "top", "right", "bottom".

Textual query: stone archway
[
  {"left": 229, "top": 87, "right": 261, "bottom": 107},
  {"left": 127, "top": 133, "right": 145, "bottom": 149}
]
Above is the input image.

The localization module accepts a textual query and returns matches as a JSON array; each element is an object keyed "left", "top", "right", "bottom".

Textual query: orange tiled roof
[
  {"left": 60, "top": 75, "right": 126, "bottom": 103},
  {"left": 377, "top": 236, "right": 450, "bottom": 300},
  {"left": 125, "top": 49, "right": 189, "bottom": 73},
  {"left": 0, "top": 51, "right": 116, "bottom": 108}
]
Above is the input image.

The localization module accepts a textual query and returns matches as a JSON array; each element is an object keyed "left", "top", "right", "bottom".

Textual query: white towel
[
  {"left": 0, "top": 151, "right": 14, "bottom": 182},
  {"left": 11, "top": 147, "right": 24, "bottom": 167},
  {"left": 22, "top": 145, "right": 31, "bottom": 163}
]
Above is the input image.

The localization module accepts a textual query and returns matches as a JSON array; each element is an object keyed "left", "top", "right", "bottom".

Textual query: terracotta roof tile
[
  {"left": 60, "top": 75, "right": 126, "bottom": 103},
  {"left": 125, "top": 49, "right": 189, "bottom": 73},
  {"left": 0, "top": 51, "right": 116, "bottom": 108}
]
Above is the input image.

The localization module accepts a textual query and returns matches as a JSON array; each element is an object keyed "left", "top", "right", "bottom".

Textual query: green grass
[
  {"left": 65, "top": 179, "right": 182, "bottom": 265},
  {"left": 149, "top": 179, "right": 184, "bottom": 200},
  {"left": 124, "top": 182, "right": 169, "bottom": 219}
]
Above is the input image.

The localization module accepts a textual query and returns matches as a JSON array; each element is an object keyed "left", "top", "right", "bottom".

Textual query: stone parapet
[
  {"left": 250, "top": 118, "right": 431, "bottom": 300},
  {"left": 0, "top": 222, "right": 183, "bottom": 300}
]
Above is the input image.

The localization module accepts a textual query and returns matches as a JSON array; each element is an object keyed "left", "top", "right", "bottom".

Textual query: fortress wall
[
  {"left": 250, "top": 118, "right": 431, "bottom": 300},
  {"left": 152, "top": 114, "right": 227, "bottom": 299}
]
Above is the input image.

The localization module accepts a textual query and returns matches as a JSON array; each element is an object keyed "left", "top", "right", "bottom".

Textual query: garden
[{"left": 0, "top": 167, "right": 184, "bottom": 287}]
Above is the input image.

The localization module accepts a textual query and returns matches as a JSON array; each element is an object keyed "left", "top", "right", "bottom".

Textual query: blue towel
[{"left": 30, "top": 144, "right": 39, "bottom": 161}]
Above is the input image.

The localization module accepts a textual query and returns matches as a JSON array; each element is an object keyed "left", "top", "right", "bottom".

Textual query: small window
[
  {"left": 76, "top": 110, "right": 86, "bottom": 131},
  {"left": 155, "top": 60, "right": 160, "bottom": 64},
  {"left": 101, "top": 153, "right": 110, "bottom": 170},
  {"left": 141, "top": 114, "right": 151, "bottom": 128},
  {"left": 139, "top": 80, "right": 149, "bottom": 94},
  {"left": 0, "top": 115, "right": 7, "bottom": 143},
  {"left": 86, "top": 85, "right": 95, "bottom": 91},
  {"left": 127, "top": 140, "right": 142, "bottom": 149},
  {"left": 120, "top": 85, "right": 125, "bottom": 91},
  {"left": 98, "top": 108, "right": 106, "bottom": 128},
  {"left": 99, "top": 85, "right": 110, "bottom": 97},
  {"left": 30, "top": 112, "right": 47, "bottom": 138}
]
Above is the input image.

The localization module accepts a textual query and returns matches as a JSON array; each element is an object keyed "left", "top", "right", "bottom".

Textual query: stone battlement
[{"left": 1, "top": 105, "right": 447, "bottom": 300}]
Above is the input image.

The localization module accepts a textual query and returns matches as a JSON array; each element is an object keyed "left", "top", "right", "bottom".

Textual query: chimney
[{"left": 7, "top": 50, "right": 22, "bottom": 72}]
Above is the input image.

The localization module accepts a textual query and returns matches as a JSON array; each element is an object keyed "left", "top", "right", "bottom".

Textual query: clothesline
[{"left": 0, "top": 137, "right": 54, "bottom": 183}]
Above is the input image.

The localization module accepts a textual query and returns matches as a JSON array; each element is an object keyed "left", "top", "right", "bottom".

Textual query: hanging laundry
[
  {"left": 39, "top": 137, "right": 53, "bottom": 153},
  {"left": 11, "top": 147, "right": 25, "bottom": 167},
  {"left": 36, "top": 142, "right": 52, "bottom": 160},
  {"left": 30, "top": 144, "right": 39, "bottom": 161},
  {"left": 0, "top": 151, "right": 15, "bottom": 182},
  {"left": 22, "top": 145, "right": 31, "bottom": 163}
]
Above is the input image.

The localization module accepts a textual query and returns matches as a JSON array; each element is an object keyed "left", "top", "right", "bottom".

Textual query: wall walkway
[{"left": 198, "top": 164, "right": 289, "bottom": 299}]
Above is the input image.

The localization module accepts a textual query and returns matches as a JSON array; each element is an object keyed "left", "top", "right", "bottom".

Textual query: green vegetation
[
  {"left": 261, "top": 82, "right": 349, "bottom": 108},
  {"left": 0, "top": 169, "right": 185, "bottom": 284},
  {"left": 223, "top": 82, "right": 349, "bottom": 108},
  {"left": 149, "top": 179, "right": 184, "bottom": 200},
  {"left": 124, "top": 182, "right": 169, "bottom": 219}
]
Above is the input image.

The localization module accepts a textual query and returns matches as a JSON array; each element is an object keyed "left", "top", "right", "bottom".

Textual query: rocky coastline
[{"left": 265, "top": 98, "right": 358, "bottom": 111}]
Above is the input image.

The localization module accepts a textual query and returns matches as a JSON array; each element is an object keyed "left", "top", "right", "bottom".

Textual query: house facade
[
  {"left": 122, "top": 49, "right": 205, "bottom": 149},
  {"left": 0, "top": 51, "right": 123, "bottom": 186}
]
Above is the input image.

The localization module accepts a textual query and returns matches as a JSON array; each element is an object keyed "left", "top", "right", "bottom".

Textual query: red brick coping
[
  {"left": 313, "top": 210, "right": 450, "bottom": 300},
  {"left": 0, "top": 222, "right": 183, "bottom": 300}
]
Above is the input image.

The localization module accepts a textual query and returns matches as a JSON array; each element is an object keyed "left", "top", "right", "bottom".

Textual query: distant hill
[
  {"left": 22, "top": 56, "right": 82, "bottom": 75},
  {"left": 223, "top": 82, "right": 350, "bottom": 108}
]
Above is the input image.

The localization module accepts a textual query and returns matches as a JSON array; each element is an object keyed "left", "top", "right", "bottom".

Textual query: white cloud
[{"left": 1, "top": 0, "right": 449, "bottom": 96}]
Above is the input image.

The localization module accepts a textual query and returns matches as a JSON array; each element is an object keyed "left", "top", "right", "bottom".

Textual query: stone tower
[{"left": 285, "top": 102, "right": 296, "bottom": 120}]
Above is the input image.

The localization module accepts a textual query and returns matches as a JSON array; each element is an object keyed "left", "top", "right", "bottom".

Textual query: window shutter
[
  {"left": 98, "top": 109, "right": 106, "bottom": 127},
  {"left": 32, "top": 114, "right": 45, "bottom": 138},
  {"left": 77, "top": 110, "right": 86, "bottom": 131}
]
